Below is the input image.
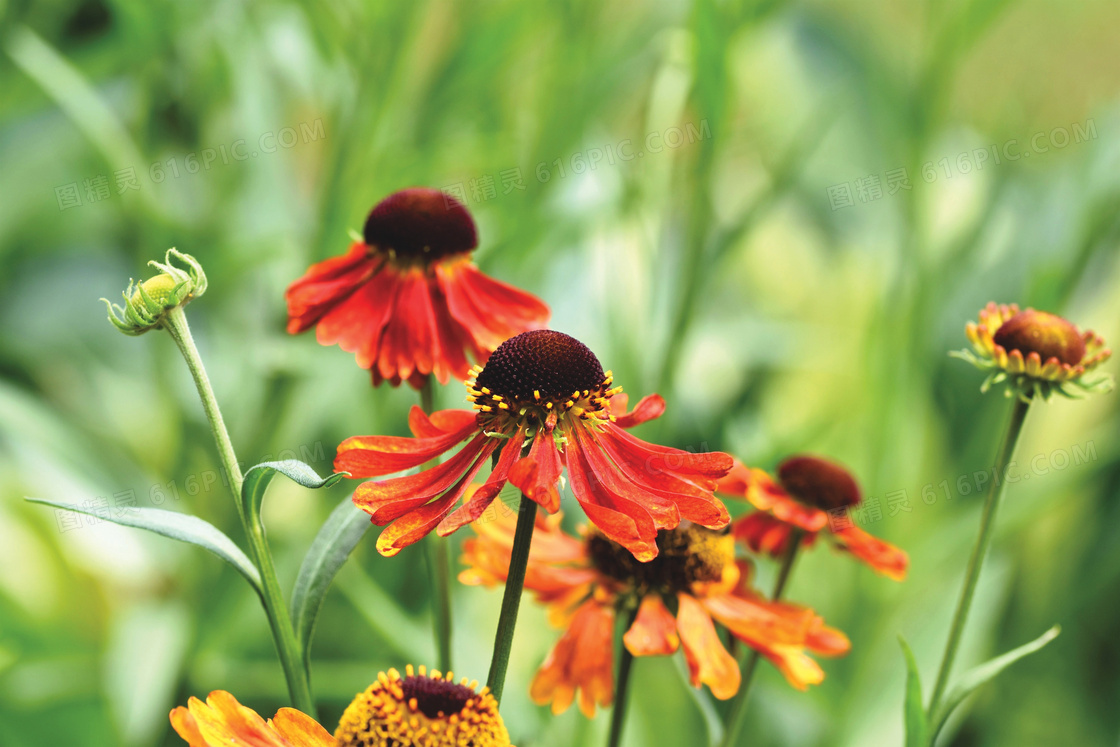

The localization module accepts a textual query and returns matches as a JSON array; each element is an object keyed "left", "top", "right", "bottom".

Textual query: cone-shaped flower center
[
  {"left": 362, "top": 187, "right": 478, "bottom": 263},
  {"left": 992, "top": 309, "right": 1086, "bottom": 367},
  {"left": 469, "top": 330, "right": 619, "bottom": 430},
  {"left": 587, "top": 523, "right": 733, "bottom": 594},
  {"left": 129, "top": 273, "right": 180, "bottom": 307},
  {"left": 778, "top": 455, "right": 860, "bottom": 511},
  {"left": 335, "top": 665, "right": 510, "bottom": 747}
]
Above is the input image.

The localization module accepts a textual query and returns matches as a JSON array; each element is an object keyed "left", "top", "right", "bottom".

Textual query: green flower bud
[{"left": 102, "top": 249, "right": 207, "bottom": 335}]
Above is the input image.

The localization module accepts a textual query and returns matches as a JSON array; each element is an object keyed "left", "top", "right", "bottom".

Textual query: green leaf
[
  {"left": 25, "top": 497, "right": 261, "bottom": 592},
  {"left": 290, "top": 493, "right": 370, "bottom": 666},
  {"left": 241, "top": 460, "right": 346, "bottom": 521},
  {"left": 899, "top": 636, "right": 929, "bottom": 747},
  {"left": 930, "top": 625, "right": 1060, "bottom": 741}
]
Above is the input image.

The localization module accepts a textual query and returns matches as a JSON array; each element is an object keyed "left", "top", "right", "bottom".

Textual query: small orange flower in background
[
  {"left": 719, "top": 455, "right": 909, "bottom": 582},
  {"left": 955, "top": 302, "right": 1112, "bottom": 400},
  {"left": 459, "top": 510, "right": 850, "bottom": 716},
  {"left": 170, "top": 665, "right": 511, "bottom": 746},
  {"left": 286, "top": 187, "right": 550, "bottom": 388},
  {"left": 335, "top": 329, "right": 733, "bottom": 558}
]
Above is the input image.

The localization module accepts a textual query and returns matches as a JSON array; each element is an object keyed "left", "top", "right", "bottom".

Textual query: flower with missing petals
[
  {"left": 718, "top": 456, "right": 909, "bottom": 581},
  {"left": 335, "top": 329, "right": 732, "bottom": 559},
  {"left": 286, "top": 187, "right": 550, "bottom": 388},
  {"left": 954, "top": 302, "right": 1112, "bottom": 400},
  {"left": 169, "top": 666, "right": 511, "bottom": 747},
  {"left": 459, "top": 511, "right": 849, "bottom": 715},
  {"left": 102, "top": 248, "right": 207, "bottom": 336}
]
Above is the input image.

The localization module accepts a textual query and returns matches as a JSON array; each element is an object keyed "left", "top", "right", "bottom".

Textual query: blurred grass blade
[
  {"left": 899, "top": 636, "right": 929, "bottom": 747},
  {"left": 241, "top": 460, "right": 346, "bottom": 520},
  {"left": 25, "top": 497, "right": 261, "bottom": 592},
  {"left": 930, "top": 626, "right": 1060, "bottom": 741},
  {"left": 290, "top": 493, "right": 370, "bottom": 667}
]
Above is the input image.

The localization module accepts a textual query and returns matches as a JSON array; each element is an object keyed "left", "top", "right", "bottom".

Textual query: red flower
[
  {"left": 285, "top": 187, "right": 549, "bottom": 388},
  {"left": 335, "top": 330, "right": 733, "bottom": 558},
  {"left": 459, "top": 511, "right": 850, "bottom": 715},
  {"left": 718, "top": 455, "right": 909, "bottom": 581}
]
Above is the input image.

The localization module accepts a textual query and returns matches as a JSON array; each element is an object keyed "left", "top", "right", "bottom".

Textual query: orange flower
[
  {"left": 955, "top": 302, "right": 1111, "bottom": 400},
  {"left": 718, "top": 455, "right": 908, "bottom": 581},
  {"left": 286, "top": 187, "right": 549, "bottom": 388},
  {"left": 170, "top": 665, "right": 512, "bottom": 747},
  {"left": 459, "top": 510, "right": 850, "bottom": 716},
  {"left": 336, "top": 330, "right": 732, "bottom": 558}
]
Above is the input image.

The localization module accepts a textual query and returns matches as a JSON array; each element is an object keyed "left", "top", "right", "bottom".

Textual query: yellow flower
[
  {"left": 955, "top": 302, "right": 1112, "bottom": 400},
  {"left": 170, "top": 665, "right": 512, "bottom": 747}
]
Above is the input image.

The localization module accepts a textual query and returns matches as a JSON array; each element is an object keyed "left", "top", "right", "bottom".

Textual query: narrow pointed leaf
[
  {"left": 899, "top": 636, "right": 929, "bottom": 747},
  {"left": 241, "top": 460, "right": 346, "bottom": 520},
  {"left": 26, "top": 497, "right": 261, "bottom": 592},
  {"left": 290, "top": 493, "right": 370, "bottom": 665},
  {"left": 931, "top": 625, "right": 1060, "bottom": 740}
]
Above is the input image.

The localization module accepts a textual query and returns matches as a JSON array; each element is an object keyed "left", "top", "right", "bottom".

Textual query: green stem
[
  {"left": 486, "top": 493, "right": 537, "bottom": 704},
  {"left": 419, "top": 377, "right": 454, "bottom": 674},
  {"left": 162, "top": 306, "right": 314, "bottom": 716},
  {"left": 607, "top": 605, "right": 640, "bottom": 747},
  {"left": 720, "top": 530, "right": 804, "bottom": 747},
  {"left": 926, "top": 397, "right": 1031, "bottom": 720}
]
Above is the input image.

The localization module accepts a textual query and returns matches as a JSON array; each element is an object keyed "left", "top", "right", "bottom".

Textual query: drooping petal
[
  {"left": 601, "top": 422, "right": 732, "bottom": 487},
  {"left": 623, "top": 594, "right": 680, "bottom": 656},
  {"left": 315, "top": 257, "right": 399, "bottom": 370},
  {"left": 731, "top": 511, "right": 820, "bottom": 558},
  {"left": 564, "top": 430, "right": 659, "bottom": 561},
  {"left": 676, "top": 593, "right": 741, "bottom": 700},
  {"left": 427, "top": 274, "right": 472, "bottom": 383},
  {"left": 530, "top": 599, "right": 615, "bottom": 717},
  {"left": 437, "top": 430, "right": 526, "bottom": 534},
  {"left": 807, "top": 623, "right": 851, "bottom": 657},
  {"left": 571, "top": 424, "right": 680, "bottom": 530},
  {"left": 285, "top": 243, "right": 377, "bottom": 334},
  {"left": 701, "top": 592, "right": 814, "bottom": 649},
  {"left": 508, "top": 429, "right": 564, "bottom": 512},
  {"left": 830, "top": 525, "right": 909, "bottom": 581},
  {"left": 439, "top": 261, "right": 549, "bottom": 353},
  {"left": 719, "top": 463, "right": 828, "bottom": 533},
  {"left": 335, "top": 417, "right": 479, "bottom": 477}
]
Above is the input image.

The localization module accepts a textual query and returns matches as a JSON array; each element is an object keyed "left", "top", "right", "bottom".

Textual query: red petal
[
  {"left": 613, "top": 393, "right": 666, "bottom": 429},
  {"left": 508, "top": 430, "right": 564, "bottom": 512},
  {"left": 428, "top": 274, "right": 473, "bottom": 383},
  {"left": 285, "top": 243, "right": 376, "bottom": 334},
  {"left": 564, "top": 431, "right": 658, "bottom": 561},
  {"left": 602, "top": 423, "right": 732, "bottom": 485},
  {"left": 437, "top": 429, "right": 526, "bottom": 534},
  {"left": 315, "top": 259, "right": 399, "bottom": 369},
  {"left": 571, "top": 425, "right": 680, "bottom": 530},
  {"left": 438, "top": 261, "right": 549, "bottom": 354},
  {"left": 352, "top": 433, "right": 492, "bottom": 523},
  {"left": 335, "top": 417, "right": 478, "bottom": 477},
  {"left": 408, "top": 405, "right": 479, "bottom": 438}
]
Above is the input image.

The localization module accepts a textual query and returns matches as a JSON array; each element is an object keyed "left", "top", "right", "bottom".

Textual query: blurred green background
[{"left": 1, "top": 0, "right": 1118, "bottom": 744}]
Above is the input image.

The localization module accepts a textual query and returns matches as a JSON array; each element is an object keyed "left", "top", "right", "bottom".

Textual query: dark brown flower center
[
  {"left": 475, "top": 330, "right": 606, "bottom": 405},
  {"left": 778, "top": 455, "right": 861, "bottom": 511},
  {"left": 992, "top": 309, "right": 1086, "bottom": 367},
  {"left": 362, "top": 187, "right": 477, "bottom": 262},
  {"left": 399, "top": 675, "right": 474, "bottom": 719},
  {"left": 587, "top": 523, "right": 731, "bottom": 595}
]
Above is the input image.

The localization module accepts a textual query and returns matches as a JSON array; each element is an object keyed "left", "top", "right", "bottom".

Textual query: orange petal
[
  {"left": 612, "top": 393, "right": 666, "bottom": 428},
  {"left": 676, "top": 593, "right": 740, "bottom": 700},
  {"left": 831, "top": 525, "right": 909, "bottom": 580},
  {"left": 172, "top": 690, "right": 335, "bottom": 746},
  {"left": 530, "top": 599, "right": 615, "bottom": 717},
  {"left": 623, "top": 594, "right": 680, "bottom": 656},
  {"left": 270, "top": 708, "right": 337, "bottom": 746}
]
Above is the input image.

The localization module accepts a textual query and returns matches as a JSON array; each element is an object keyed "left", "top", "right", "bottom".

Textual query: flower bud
[{"left": 102, "top": 249, "right": 207, "bottom": 335}]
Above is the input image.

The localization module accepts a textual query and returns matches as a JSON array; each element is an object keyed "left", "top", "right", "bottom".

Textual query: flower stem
[
  {"left": 419, "top": 378, "right": 454, "bottom": 674},
  {"left": 720, "top": 530, "right": 804, "bottom": 747},
  {"left": 486, "top": 493, "right": 537, "bottom": 704},
  {"left": 926, "top": 397, "right": 1031, "bottom": 719},
  {"left": 162, "top": 306, "right": 315, "bottom": 716},
  {"left": 607, "top": 605, "right": 640, "bottom": 747}
]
